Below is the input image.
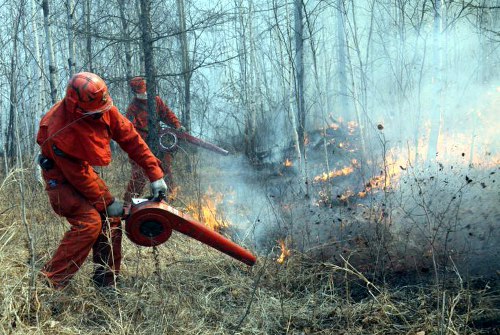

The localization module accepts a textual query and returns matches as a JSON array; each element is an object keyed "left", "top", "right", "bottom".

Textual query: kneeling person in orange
[
  {"left": 37, "top": 72, "right": 167, "bottom": 289},
  {"left": 124, "top": 76, "right": 184, "bottom": 203}
]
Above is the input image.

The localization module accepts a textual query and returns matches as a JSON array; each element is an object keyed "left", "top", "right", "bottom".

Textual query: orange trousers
[
  {"left": 124, "top": 152, "right": 173, "bottom": 203},
  {"left": 42, "top": 183, "right": 122, "bottom": 288}
]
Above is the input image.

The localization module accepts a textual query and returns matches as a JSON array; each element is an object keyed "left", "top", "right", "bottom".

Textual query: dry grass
[{"left": 0, "top": 155, "right": 498, "bottom": 335}]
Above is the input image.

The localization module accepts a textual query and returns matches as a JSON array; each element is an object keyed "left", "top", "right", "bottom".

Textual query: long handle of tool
[
  {"left": 163, "top": 207, "right": 256, "bottom": 266},
  {"left": 160, "top": 128, "right": 229, "bottom": 156}
]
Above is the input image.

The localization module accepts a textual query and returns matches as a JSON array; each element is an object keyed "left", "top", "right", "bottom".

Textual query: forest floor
[{"left": 0, "top": 136, "right": 499, "bottom": 334}]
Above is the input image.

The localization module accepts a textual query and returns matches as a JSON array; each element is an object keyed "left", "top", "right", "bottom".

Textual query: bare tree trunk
[
  {"left": 66, "top": 0, "right": 76, "bottom": 74},
  {"left": 42, "top": 0, "right": 58, "bottom": 103},
  {"left": 271, "top": 0, "right": 301, "bottom": 163},
  {"left": 6, "top": 0, "right": 25, "bottom": 167},
  {"left": 117, "top": 0, "right": 132, "bottom": 83},
  {"left": 176, "top": 0, "right": 191, "bottom": 131},
  {"left": 294, "top": 0, "right": 305, "bottom": 156},
  {"left": 336, "top": 0, "right": 350, "bottom": 120},
  {"left": 342, "top": 1, "right": 367, "bottom": 160},
  {"left": 345, "top": 43, "right": 367, "bottom": 159},
  {"left": 135, "top": 0, "right": 145, "bottom": 75},
  {"left": 84, "top": 0, "right": 93, "bottom": 72},
  {"left": 30, "top": 0, "right": 46, "bottom": 123},
  {"left": 294, "top": 0, "right": 309, "bottom": 196},
  {"left": 248, "top": 1, "right": 261, "bottom": 161},
  {"left": 236, "top": 0, "right": 257, "bottom": 160},
  {"left": 427, "top": 0, "right": 445, "bottom": 162},
  {"left": 139, "top": 0, "right": 160, "bottom": 155},
  {"left": 30, "top": 0, "right": 47, "bottom": 183},
  {"left": 304, "top": 5, "right": 330, "bottom": 172}
]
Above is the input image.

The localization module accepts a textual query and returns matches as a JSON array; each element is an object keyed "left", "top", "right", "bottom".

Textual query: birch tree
[
  {"left": 30, "top": 0, "right": 46, "bottom": 121},
  {"left": 117, "top": 0, "right": 133, "bottom": 85},
  {"left": 42, "top": 0, "right": 58, "bottom": 103},
  {"left": 5, "top": 0, "right": 25, "bottom": 166},
  {"left": 293, "top": 0, "right": 311, "bottom": 196},
  {"left": 176, "top": 0, "right": 191, "bottom": 131},
  {"left": 336, "top": 0, "right": 350, "bottom": 120},
  {"left": 235, "top": 0, "right": 258, "bottom": 160},
  {"left": 139, "top": 0, "right": 160, "bottom": 155},
  {"left": 66, "top": 0, "right": 76, "bottom": 74},
  {"left": 83, "top": 0, "right": 93, "bottom": 72}
]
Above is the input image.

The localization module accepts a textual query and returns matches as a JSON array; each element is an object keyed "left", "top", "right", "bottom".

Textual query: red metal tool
[
  {"left": 123, "top": 197, "right": 256, "bottom": 266},
  {"left": 158, "top": 127, "right": 229, "bottom": 156}
]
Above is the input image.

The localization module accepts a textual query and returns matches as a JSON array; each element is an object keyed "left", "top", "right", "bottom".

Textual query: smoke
[
  {"left": 195, "top": 151, "right": 288, "bottom": 252},
  {"left": 192, "top": 110, "right": 499, "bottom": 276},
  {"left": 389, "top": 160, "right": 500, "bottom": 275},
  {"left": 187, "top": 0, "right": 500, "bottom": 277}
]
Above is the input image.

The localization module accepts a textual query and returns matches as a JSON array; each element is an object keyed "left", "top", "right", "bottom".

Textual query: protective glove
[
  {"left": 150, "top": 178, "right": 168, "bottom": 199},
  {"left": 177, "top": 125, "right": 187, "bottom": 133},
  {"left": 105, "top": 199, "right": 124, "bottom": 217}
]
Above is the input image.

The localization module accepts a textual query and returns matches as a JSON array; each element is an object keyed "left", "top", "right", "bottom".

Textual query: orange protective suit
[
  {"left": 37, "top": 98, "right": 164, "bottom": 288},
  {"left": 124, "top": 96, "right": 181, "bottom": 202}
]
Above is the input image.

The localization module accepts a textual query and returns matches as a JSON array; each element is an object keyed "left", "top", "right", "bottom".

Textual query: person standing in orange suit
[
  {"left": 37, "top": 72, "right": 168, "bottom": 289},
  {"left": 124, "top": 76, "right": 185, "bottom": 203}
]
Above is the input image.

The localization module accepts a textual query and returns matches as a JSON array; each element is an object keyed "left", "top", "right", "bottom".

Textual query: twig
[
  {"left": 0, "top": 205, "right": 17, "bottom": 215},
  {"left": 233, "top": 254, "right": 269, "bottom": 330}
]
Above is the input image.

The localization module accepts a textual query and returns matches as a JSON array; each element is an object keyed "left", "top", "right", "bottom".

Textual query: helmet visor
[{"left": 81, "top": 97, "right": 114, "bottom": 114}]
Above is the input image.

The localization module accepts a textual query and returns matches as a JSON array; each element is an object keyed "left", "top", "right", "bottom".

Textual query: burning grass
[
  {"left": 0, "top": 153, "right": 499, "bottom": 334},
  {"left": 185, "top": 186, "right": 230, "bottom": 232}
]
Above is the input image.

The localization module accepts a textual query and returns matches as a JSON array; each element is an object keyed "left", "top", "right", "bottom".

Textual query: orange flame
[
  {"left": 277, "top": 239, "right": 290, "bottom": 264},
  {"left": 358, "top": 153, "right": 407, "bottom": 195},
  {"left": 314, "top": 166, "right": 354, "bottom": 182},
  {"left": 304, "top": 135, "right": 310, "bottom": 145},
  {"left": 329, "top": 123, "right": 340, "bottom": 130},
  {"left": 339, "top": 189, "right": 354, "bottom": 202},
  {"left": 186, "top": 187, "right": 229, "bottom": 232}
]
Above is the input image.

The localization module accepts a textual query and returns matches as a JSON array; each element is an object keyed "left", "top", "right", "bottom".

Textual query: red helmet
[
  {"left": 65, "top": 72, "right": 113, "bottom": 113},
  {"left": 130, "top": 76, "right": 147, "bottom": 94}
]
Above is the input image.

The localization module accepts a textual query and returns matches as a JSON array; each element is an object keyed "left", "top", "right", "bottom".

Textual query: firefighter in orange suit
[
  {"left": 123, "top": 76, "right": 184, "bottom": 203},
  {"left": 37, "top": 72, "right": 167, "bottom": 289}
]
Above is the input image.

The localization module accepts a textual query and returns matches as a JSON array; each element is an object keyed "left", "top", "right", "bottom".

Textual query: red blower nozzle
[{"left": 124, "top": 200, "right": 256, "bottom": 266}]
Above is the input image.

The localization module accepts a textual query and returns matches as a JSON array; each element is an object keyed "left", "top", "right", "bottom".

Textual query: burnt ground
[
  {"left": 173, "top": 121, "right": 500, "bottom": 333},
  {"left": 189, "top": 121, "right": 500, "bottom": 283}
]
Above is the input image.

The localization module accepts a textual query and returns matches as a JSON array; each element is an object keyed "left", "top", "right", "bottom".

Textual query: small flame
[
  {"left": 284, "top": 158, "right": 293, "bottom": 167},
  {"left": 347, "top": 121, "right": 358, "bottom": 134},
  {"left": 314, "top": 166, "right": 354, "bottom": 182},
  {"left": 358, "top": 153, "right": 407, "bottom": 195},
  {"left": 186, "top": 187, "right": 229, "bottom": 232},
  {"left": 339, "top": 189, "right": 354, "bottom": 202},
  {"left": 277, "top": 239, "right": 290, "bottom": 264},
  {"left": 329, "top": 123, "right": 340, "bottom": 130}
]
